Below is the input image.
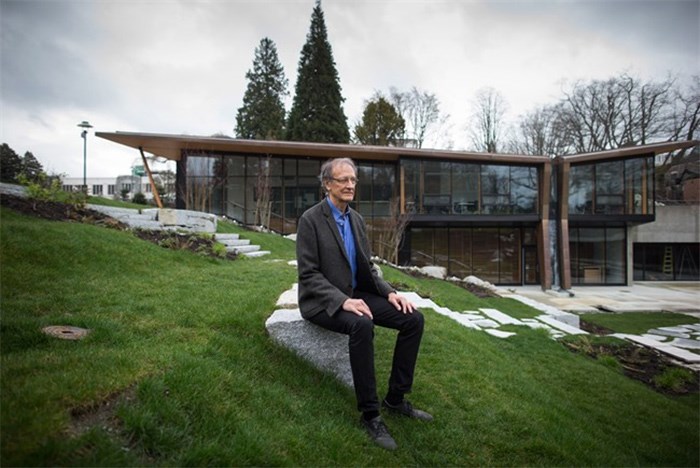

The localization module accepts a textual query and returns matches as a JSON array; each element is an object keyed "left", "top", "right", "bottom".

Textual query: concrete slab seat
[{"left": 265, "top": 308, "right": 353, "bottom": 388}]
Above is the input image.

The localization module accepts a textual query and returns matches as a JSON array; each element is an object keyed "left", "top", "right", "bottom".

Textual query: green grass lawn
[
  {"left": 580, "top": 311, "right": 699, "bottom": 335},
  {"left": 1, "top": 206, "right": 698, "bottom": 466}
]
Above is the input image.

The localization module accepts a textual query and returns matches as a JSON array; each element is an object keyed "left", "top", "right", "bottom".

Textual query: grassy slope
[{"left": 1, "top": 207, "right": 698, "bottom": 466}]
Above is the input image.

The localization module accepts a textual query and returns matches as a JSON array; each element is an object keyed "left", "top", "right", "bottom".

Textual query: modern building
[{"left": 97, "top": 131, "right": 699, "bottom": 289}]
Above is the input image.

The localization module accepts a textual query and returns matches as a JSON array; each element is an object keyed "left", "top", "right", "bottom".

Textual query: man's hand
[
  {"left": 388, "top": 292, "right": 416, "bottom": 314},
  {"left": 343, "top": 298, "right": 373, "bottom": 319}
]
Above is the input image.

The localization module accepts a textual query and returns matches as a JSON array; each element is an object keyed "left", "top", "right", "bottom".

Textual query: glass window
[
  {"left": 448, "top": 228, "right": 471, "bottom": 279},
  {"left": 451, "top": 163, "right": 479, "bottom": 214},
  {"left": 298, "top": 159, "right": 319, "bottom": 176},
  {"left": 569, "top": 165, "right": 594, "bottom": 214},
  {"left": 605, "top": 228, "right": 625, "bottom": 283},
  {"left": 402, "top": 159, "right": 420, "bottom": 214},
  {"left": 226, "top": 155, "right": 245, "bottom": 176},
  {"left": 423, "top": 161, "right": 451, "bottom": 214},
  {"left": 481, "top": 165, "right": 510, "bottom": 214},
  {"left": 356, "top": 164, "right": 373, "bottom": 216},
  {"left": 92, "top": 185, "right": 103, "bottom": 195},
  {"left": 634, "top": 243, "right": 699, "bottom": 281},
  {"left": 372, "top": 164, "right": 394, "bottom": 217},
  {"left": 499, "top": 228, "right": 521, "bottom": 284},
  {"left": 595, "top": 161, "right": 624, "bottom": 214},
  {"left": 108, "top": 185, "right": 115, "bottom": 195},
  {"left": 570, "top": 227, "right": 625, "bottom": 285},
  {"left": 510, "top": 166, "right": 538, "bottom": 213},
  {"left": 472, "top": 228, "right": 500, "bottom": 283},
  {"left": 187, "top": 155, "right": 220, "bottom": 178},
  {"left": 225, "top": 177, "right": 245, "bottom": 221}
]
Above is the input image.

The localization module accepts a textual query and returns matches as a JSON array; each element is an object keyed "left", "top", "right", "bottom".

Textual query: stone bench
[{"left": 265, "top": 308, "right": 353, "bottom": 387}]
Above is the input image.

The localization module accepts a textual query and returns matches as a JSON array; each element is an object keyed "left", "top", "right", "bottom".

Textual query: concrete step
[
  {"left": 215, "top": 233, "right": 240, "bottom": 241},
  {"left": 218, "top": 238, "right": 250, "bottom": 247},
  {"left": 228, "top": 244, "right": 261, "bottom": 254},
  {"left": 243, "top": 250, "right": 271, "bottom": 258}
]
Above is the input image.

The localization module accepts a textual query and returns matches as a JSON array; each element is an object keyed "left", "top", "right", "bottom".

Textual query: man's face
[{"left": 325, "top": 162, "right": 357, "bottom": 207}]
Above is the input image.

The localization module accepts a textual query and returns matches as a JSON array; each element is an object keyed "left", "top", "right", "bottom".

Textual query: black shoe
[
  {"left": 360, "top": 415, "right": 398, "bottom": 450},
  {"left": 382, "top": 399, "right": 434, "bottom": 421}
]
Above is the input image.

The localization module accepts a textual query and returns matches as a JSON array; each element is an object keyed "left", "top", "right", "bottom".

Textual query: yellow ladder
[{"left": 662, "top": 246, "right": 673, "bottom": 275}]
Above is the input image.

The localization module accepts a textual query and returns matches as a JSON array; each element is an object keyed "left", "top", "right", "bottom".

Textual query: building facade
[{"left": 97, "top": 131, "right": 699, "bottom": 289}]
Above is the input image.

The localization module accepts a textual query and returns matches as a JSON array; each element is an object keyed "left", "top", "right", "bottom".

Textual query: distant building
[
  {"left": 96, "top": 131, "right": 699, "bottom": 288},
  {"left": 63, "top": 172, "right": 175, "bottom": 203}
]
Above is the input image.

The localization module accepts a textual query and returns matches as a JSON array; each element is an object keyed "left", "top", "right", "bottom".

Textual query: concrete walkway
[{"left": 497, "top": 282, "right": 700, "bottom": 316}]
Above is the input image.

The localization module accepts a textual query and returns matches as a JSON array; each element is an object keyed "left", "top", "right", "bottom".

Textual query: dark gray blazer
[{"left": 296, "top": 199, "right": 395, "bottom": 319}]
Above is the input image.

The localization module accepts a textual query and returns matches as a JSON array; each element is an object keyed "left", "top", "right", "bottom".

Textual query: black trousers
[{"left": 306, "top": 290, "right": 425, "bottom": 413}]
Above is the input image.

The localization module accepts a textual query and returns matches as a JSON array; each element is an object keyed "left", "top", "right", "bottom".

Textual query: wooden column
[{"left": 558, "top": 161, "right": 572, "bottom": 290}]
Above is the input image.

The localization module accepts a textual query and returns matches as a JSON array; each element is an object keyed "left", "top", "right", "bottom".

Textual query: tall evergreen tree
[
  {"left": 0, "top": 143, "right": 23, "bottom": 183},
  {"left": 21, "top": 151, "right": 44, "bottom": 182},
  {"left": 235, "top": 37, "right": 288, "bottom": 140},
  {"left": 286, "top": 1, "right": 349, "bottom": 143}
]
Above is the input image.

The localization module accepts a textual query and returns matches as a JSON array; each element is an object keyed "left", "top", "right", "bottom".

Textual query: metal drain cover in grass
[{"left": 42, "top": 326, "right": 90, "bottom": 340}]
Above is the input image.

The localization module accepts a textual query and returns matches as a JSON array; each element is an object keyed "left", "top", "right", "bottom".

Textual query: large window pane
[
  {"left": 511, "top": 166, "right": 538, "bottom": 213},
  {"left": 605, "top": 228, "right": 625, "bottom": 283},
  {"left": 571, "top": 228, "right": 606, "bottom": 284},
  {"left": 569, "top": 165, "right": 593, "bottom": 214},
  {"left": 452, "top": 163, "right": 479, "bottom": 214},
  {"left": 595, "top": 161, "right": 624, "bottom": 214},
  {"left": 373, "top": 164, "right": 394, "bottom": 216},
  {"left": 472, "top": 228, "right": 499, "bottom": 283},
  {"left": 481, "top": 165, "right": 510, "bottom": 214},
  {"left": 356, "top": 164, "right": 373, "bottom": 216},
  {"left": 423, "top": 161, "right": 451, "bottom": 214},
  {"left": 449, "top": 228, "right": 471, "bottom": 278},
  {"left": 499, "top": 228, "right": 521, "bottom": 284},
  {"left": 402, "top": 159, "right": 420, "bottom": 214},
  {"left": 410, "top": 228, "right": 433, "bottom": 267}
]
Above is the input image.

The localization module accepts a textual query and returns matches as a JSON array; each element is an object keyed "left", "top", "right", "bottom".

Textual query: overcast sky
[{"left": 1, "top": 0, "right": 698, "bottom": 178}]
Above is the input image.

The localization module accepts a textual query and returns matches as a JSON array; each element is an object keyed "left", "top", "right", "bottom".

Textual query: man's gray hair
[{"left": 319, "top": 158, "right": 357, "bottom": 191}]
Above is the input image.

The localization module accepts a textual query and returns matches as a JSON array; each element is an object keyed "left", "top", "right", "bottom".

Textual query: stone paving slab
[
  {"left": 535, "top": 315, "right": 588, "bottom": 335},
  {"left": 479, "top": 308, "right": 523, "bottom": 325},
  {"left": 612, "top": 333, "right": 700, "bottom": 363}
]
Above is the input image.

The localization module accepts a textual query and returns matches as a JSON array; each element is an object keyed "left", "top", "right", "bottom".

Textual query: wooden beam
[{"left": 139, "top": 147, "right": 163, "bottom": 209}]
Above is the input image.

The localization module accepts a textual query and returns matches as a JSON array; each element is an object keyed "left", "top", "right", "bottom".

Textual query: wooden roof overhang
[
  {"left": 95, "top": 131, "right": 550, "bottom": 165},
  {"left": 555, "top": 140, "right": 699, "bottom": 165}
]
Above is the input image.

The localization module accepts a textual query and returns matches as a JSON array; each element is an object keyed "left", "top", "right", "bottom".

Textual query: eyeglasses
[{"left": 330, "top": 176, "right": 359, "bottom": 185}]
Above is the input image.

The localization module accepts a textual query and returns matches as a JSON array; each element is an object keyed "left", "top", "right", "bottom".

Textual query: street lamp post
[{"left": 77, "top": 121, "right": 93, "bottom": 193}]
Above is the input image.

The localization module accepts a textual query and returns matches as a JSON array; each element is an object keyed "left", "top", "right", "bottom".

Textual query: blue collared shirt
[{"left": 327, "top": 198, "right": 357, "bottom": 289}]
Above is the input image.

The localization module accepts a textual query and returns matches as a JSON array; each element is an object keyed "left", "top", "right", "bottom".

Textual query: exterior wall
[{"left": 630, "top": 204, "right": 700, "bottom": 244}]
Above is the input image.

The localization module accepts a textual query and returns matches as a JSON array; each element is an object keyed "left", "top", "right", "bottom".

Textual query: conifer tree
[
  {"left": 354, "top": 96, "right": 405, "bottom": 146},
  {"left": 286, "top": 1, "right": 349, "bottom": 143},
  {"left": 235, "top": 37, "right": 288, "bottom": 140}
]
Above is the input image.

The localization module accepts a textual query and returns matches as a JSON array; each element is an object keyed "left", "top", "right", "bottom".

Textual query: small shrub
[
  {"left": 654, "top": 367, "right": 695, "bottom": 392},
  {"left": 132, "top": 192, "right": 147, "bottom": 205},
  {"left": 598, "top": 355, "right": 621, "bottom": 371},
  {"left": 19, "top": 173, "right": 87, "bottom": 209},
  {"left": 211, "top": 242, "right": 227, "bottom": 258}
]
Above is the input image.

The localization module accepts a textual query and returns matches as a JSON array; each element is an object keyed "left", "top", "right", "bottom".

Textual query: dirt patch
[
  {"left": 563, "top": 331, "right": 699, "bottom": 396},
  {"left": 66, "top": 386, "right": 137, "bottom": 439},
  {"left": 1, "top": 194, "right": 128, "bottom": 229},
  {"left": 1, "top": 195, "right": 237, "bottom": 260}
]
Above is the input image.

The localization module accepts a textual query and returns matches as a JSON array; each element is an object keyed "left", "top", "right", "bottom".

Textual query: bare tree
[
  {"left": 468, "top": 87, "right": 509, "bottom": 153},
  {"left": 510, "top": 104, "right": 568, "bottom": 157},
  {"left": 556, "top": 74, "right": 684, "bottom": 154},
  {"left": 375, "top": 197, "right": 411, "bottom": 265},
  {"left": 388, "top": 86, "right": 449, "bottom": 148},
  {"left": 254, "top": 155, "right": 272, "bottom": 228}
]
